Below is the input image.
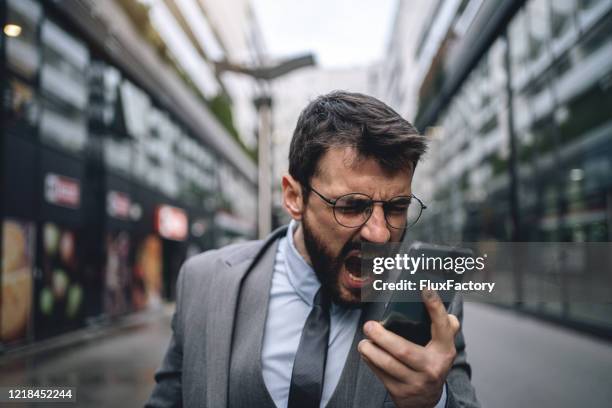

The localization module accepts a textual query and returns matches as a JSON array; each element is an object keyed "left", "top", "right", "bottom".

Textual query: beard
[{"left": 301, "top": 214, "right": 363, "bottom": 308}]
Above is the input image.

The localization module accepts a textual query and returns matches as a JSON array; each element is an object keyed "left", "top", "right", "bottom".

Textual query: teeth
[{"left": 348, "top": 271, "right": 366, "bottom": 282}]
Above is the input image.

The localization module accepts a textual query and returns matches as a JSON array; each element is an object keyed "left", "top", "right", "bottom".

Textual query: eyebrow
[{"left": 337, "top": 191, "right": 413, "bottom": 200}]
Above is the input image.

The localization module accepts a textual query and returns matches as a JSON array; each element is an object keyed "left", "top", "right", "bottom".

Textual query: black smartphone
[{"left": 380, "top": 242, "right": 472, "bottom": 346}]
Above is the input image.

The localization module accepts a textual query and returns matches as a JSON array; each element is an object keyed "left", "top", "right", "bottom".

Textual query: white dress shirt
[{"left": 261, "top": 220, "right": 446, "bottom": 408}]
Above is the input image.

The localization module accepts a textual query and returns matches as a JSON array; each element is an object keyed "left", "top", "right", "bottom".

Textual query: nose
[{"left": 360, "top": 204, "right": 390, "bottom": 243}]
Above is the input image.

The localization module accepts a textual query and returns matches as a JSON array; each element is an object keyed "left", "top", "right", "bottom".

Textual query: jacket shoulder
[
  {"left": 182, "top": 239, "right": 264, "bottom": 278},
  {"left": 179, "top": 225, "right": 288, "bottom": 288}
]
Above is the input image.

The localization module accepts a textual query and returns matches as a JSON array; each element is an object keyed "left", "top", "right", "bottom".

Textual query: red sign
[
  {"left": 107, "top": 191, "right": 131, "bottom": 220},
  {"left": 155, "top": 205, "right": 188, "bottom": 241},
  {"left": 44, "top": 173, "right": 80, "bottom": 209}
]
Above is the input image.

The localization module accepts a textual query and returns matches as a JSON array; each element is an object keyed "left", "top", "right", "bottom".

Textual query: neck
[{"left": 292, "top": 222, "right": 313, "bottom": 267}]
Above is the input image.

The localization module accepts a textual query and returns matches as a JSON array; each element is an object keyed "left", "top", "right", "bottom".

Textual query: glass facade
[
  {"left": 415, "top": 0, "right": 612, "bottom": 332},
  {"left": 509, "top": 0, "right": 612, "bottom": 243},
  {"left": 1, "top": 0, "right": 257, "bottom": 348},
  {"left": 39, "top": 19, "right": 89, "bottom": 153}
]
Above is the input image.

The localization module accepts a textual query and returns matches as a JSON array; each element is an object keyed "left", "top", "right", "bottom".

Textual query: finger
[
  {"left": 360, "top": 351, "right": 409, "bottom": 397},
  {"left": 363, "top": 321, "right": 427, "bottom": 370},
  {"left": 422, "top": 289, "right": 453, "bottom": 344},
  {"left": 357, "top": 339, "right": 416, "bottom": 382},
  {"left": 429, "top": 314, "right": 461, "bottom": 355},
  {"left": 448, "top": 313, "right": 461, "bottom": 336}
]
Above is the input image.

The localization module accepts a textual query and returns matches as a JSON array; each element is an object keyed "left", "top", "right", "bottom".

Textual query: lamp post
[{"left": 215, "top": 54, "right": 315, "bottom": 239}]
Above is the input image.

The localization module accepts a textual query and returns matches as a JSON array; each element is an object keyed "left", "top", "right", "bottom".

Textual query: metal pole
[{"left": 215, "top": 56, "right": 315, "bottom": 239}]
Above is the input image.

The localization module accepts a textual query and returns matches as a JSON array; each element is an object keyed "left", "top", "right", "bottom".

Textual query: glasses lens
[
  {"left": 385, "top": 196, "right": 422, "bottom": 229},
  {"left": 333, "top": 193, "right": 372, "bottom": 227}
]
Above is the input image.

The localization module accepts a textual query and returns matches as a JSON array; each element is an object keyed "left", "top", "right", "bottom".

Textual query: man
[{"left": 146, "top": 91, "right": 479, "bottom": 408}]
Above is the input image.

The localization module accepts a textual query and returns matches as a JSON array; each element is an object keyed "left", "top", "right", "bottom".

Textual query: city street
[
  {"left": 463, "top": 303, "right": 612, "bottom": 407},
  {"left": 1, "top": 303, "right": 611, "bottom": 407},
  {"left": 0, "top": 313, "right": 172, "bottom": 407},
  {"left": 2, "top": 0, "right": 611, "bottom": 407}
]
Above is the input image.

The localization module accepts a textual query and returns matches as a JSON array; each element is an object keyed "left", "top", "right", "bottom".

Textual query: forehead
[{"left": 313, "top": 147, "right": 413, "bottom": 197}]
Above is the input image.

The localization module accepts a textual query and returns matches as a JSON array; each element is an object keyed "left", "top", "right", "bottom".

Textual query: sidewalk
[
  {"left": 1, "top": 305, "right": 173, "bottom": 364},
  {"left": 463, "top": 302, "right": 612, "bottom": 408},
  {"left": 0, "top": 306, "right": 174, "bottom": 408},
  {"left": 1, "top": 302, "right": 611, "bottom": 407}
]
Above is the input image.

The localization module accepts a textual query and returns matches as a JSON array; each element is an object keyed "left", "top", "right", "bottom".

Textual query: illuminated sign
[
  {"left": 44, "top": 173, "right": 80, "bottom": 209},
  {"left": 155, "top": 205, "right": 188, "bottom": 241},
  {"left": 106, "top": 191, "right": 131, "bottom": 220}
]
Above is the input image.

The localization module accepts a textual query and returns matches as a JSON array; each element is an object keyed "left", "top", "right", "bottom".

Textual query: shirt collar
[{"left": 284, "top": 219, "right": 321, "bottom": 307}]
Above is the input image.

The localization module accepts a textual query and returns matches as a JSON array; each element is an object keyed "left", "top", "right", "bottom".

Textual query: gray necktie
[{"left": 287, "top": 288, "right": 331, "bottom": 408}]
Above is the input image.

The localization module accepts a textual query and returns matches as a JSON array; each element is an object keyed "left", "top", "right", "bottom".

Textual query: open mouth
[{"left": 342, "top": 251, "right": 372, "bottom": 289}]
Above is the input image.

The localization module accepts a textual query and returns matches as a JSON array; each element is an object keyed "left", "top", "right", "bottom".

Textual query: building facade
[
  {"left": 396, "top": 0, "right": 612, "bottom": 335},
  {"left": 0, "top": 0, "right": 258, "bottom": 349}
]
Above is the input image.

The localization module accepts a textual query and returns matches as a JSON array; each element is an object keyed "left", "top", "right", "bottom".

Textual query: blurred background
[{"left": 1, "top": 0, "right": 611, "bottom": 406}]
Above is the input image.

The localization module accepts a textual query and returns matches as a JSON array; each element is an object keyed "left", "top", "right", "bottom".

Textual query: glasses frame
[{"left": 307, "top": 185, "right": 427, "bottom": 230}]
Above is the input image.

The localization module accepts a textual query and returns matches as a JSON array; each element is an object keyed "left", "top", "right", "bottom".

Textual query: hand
[{"left": 357, "top": 289, "right": 460, "bottom": 408}]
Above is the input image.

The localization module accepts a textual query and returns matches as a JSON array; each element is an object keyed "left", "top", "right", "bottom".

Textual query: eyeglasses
[{"left": 307, "top": 185, "right": 427, "bottom": 230}]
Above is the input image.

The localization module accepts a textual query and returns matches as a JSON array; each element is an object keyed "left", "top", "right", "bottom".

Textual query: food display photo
[
  {"left": 36, "top": 222, "right": 84, "bottom": 338},
  {"left": 1, "top": 219, "right": 35, "bottom": 346}
]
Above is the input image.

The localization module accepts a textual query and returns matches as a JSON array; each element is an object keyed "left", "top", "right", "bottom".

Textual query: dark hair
[{"left": 288, "top": 90, "right": 427, "bottom": 194}]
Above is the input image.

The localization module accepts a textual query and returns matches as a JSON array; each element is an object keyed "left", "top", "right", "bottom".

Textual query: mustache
[{"left": 340, "top": 240, "right": 362, "bottom": 259}]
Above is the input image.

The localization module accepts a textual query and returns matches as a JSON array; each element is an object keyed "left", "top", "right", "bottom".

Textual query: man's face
[{"left": 287, "top": 147, "right": 413, "bottom": 307}]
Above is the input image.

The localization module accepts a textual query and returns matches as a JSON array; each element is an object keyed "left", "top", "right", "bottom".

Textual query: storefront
[{"left": 0, "top": 0, "right": 257, "bottom": 350}]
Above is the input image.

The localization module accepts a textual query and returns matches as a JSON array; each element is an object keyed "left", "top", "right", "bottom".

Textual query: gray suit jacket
[{"left": 146, "top": 227, "right": 480, "bottom": 408}]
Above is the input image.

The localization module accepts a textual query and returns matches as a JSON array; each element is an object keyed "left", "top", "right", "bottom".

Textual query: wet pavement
[
  {"left": 1, "top": 303, "right": 611, "bottom": 407},
  {"left": 0, "top": 314, "right": 172, "bottom": 407},
  {"left": 463, "top": 303, "right": 612, "bottom": 408}
]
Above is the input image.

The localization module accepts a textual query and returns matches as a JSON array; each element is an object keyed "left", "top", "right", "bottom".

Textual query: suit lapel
[
  {"left": 351, "top": 301, "right": 389, "bottom": 407},
  {"left": 204, "top": 227, "right": 287, "bottom": 408},
  {"left": 202, "top": 225, "right": 390, "bottom": 408},
  {"left": 203, "top": 258, "right": 250, "bottom": 408},
  {"left": 228, "top": 237, "right": 280, "bottom": 408}
]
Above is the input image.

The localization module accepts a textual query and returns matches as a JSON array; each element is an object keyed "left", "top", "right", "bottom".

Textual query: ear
[{"left": 282, "top": 174, "right": 305, "bottom": 220}]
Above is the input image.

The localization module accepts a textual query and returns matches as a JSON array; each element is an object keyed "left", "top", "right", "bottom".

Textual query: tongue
[{"left": 345, "top": 256, "right": 362, "bottom": 277}]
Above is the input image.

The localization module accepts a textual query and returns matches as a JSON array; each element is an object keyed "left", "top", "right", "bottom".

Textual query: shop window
[
  {"left": 578, "top": 0, "right": 605, "bottom": 12},
  {"left": 509, "top": 10, "right": 529, "bottom": 78},
  {"left": 551, "top": 0, "right": 577, "bottom": 39},
  {"left": 38, "top": 19, "right": 89, "bottom": 154},
  {"left": 579, "top": 12, "right": 612, "bottom": 57},
  {"left": 4, "top": 0, "right": 41, "bottom": 80},
  {"left": 527, "top": 0, "right": 551, "bottom": 60},
  {"left": 4, "top": 76, "right": 39, "bottom": 135},
  {"left": 558, "top": 80, "right": 612, "bottom": 144},
  {"left": 41, "top": 20, "right": 89, "bottom": 111}
]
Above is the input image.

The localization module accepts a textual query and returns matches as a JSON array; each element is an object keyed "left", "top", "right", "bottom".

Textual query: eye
[
  {"left": 335, "top": 195, "right": 371, "bottom": 214},
  {"left": 386, "top": 197, "right": 411, "bottom": 213}
]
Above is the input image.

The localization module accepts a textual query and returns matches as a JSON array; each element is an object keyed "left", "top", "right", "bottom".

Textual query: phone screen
[{"left": 380, "top": 242, "right": 471, "bottom": 346}]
